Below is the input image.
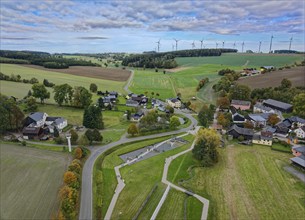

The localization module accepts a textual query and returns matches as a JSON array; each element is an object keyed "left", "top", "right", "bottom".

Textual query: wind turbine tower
[
  {"left": 233, "top": 42, "right": 236, "bottom": 49},
  {"left": 242, "top": 41, "right": 245, "bottom": 53},
  {"left": 191, "top": 41, "right": 196, "bottom": 49},
  {"left": 200, "top": 39, "right": 204, "bottom": 49},
  {"left": 172, "top": 44, "right": 175, "bottom": 51},
  {"left": 216, "top": 42, "right": 218, "bottom": 49},
  {"left": 156, "top": 39, "right": 161, "bottom": 52},
  {"left": 289, "top": 36, "right": 293, "bottom": 51},
  {"left": 269, "top": 35, "right": 274, "bottom": 53},
  {"left": 258, "top": 41, "right": 262, "bottom": 53},
  {"left": 173, "top": 38, "right": 179, "bottom": 51},
  {"left": 222, "top": 41, "right": 225, "bottom": 49}
]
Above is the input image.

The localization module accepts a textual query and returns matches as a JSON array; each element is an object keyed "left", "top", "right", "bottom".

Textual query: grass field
[
  {"left": 0, "top": 143, "right": 70, "bottom": 219},
  {"left": 167, "top": 143, "right": 305, "bottom": 220},
  {"left": 237, "top": 66, "right": 305, "bottom": 89},
  {"left": 63, "top": 55, "right": 121, "bottom": 68},
  {"left": 176, "top": 53, "right": 304, "bottom": 67},
  {"left": 0, "top": 64, "right": 125, "bottom": 97}
]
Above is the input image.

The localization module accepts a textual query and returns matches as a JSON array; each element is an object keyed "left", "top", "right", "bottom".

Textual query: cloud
[
  {"left": 77, "top": 36, "right": 108, "bottom": 40},
  {"left": 1, "top": 37, "right": 33, "bottom": 40}
]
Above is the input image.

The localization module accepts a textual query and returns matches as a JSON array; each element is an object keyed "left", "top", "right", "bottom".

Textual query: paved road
[{"left": 79, "top": 110, "right": 198, "bottom": 220}]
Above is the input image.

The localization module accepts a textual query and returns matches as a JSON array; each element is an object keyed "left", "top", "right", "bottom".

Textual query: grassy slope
[
  {"left": 0, "top": 143, "right": 69, "bottom": 219},
  {"left": 167, "top": 143, "right": 305, "bottom": 219},
  {"left": 176, "top": 53, "right": 304, "bottom": 67},
  {"left": 0, "top": 64, "right": 125, "bottom": 99}
]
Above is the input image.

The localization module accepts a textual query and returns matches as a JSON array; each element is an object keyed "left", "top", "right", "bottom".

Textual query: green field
[
  {"left": 93, "top": 135, "right": 194, "bottom": 219},
  {"left": 63, "top": 55, "right": 121, "bottom": 68},
  {"left": 0, "top": 143, "right": 70, "bottom": 219},
  {"left": 176, "top": 53, "right": 304, "bottom": 67},
  {"left": 168, "top": 143, "right": 305, "bottom": 219},
  {"left": 0, "top": 64, "right": 125, "bottom": 99}
]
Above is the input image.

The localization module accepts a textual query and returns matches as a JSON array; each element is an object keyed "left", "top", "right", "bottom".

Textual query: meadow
[
  {"left": 93, "top": 135, "right": 194, "bottom": 219},
  {"left": 0, "top": 143, "right": 70, "bottom": 219},
  {"left": 167, "top": 143, "right": 305, "bottom": 220}
]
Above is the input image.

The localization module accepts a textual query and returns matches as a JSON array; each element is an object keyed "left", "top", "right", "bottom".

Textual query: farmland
[
  {"left": 237, "top": 66, "right": 305, "bottom": 89},
  {"left": 176, "top": 53, "right": 304, "bottom": 67},
  {"left": 0, "top": 143, "right": 70, "bottom": 219},
  {"left": 168, "top": 143, "right": 305, "bottom": 220}
]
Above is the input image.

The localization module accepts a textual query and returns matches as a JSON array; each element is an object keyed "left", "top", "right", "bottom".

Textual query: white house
[
  {"left": 167, "top": 98, "right": 181, "bottom": 108},
  {"left": 295, "top": 126, "right": 305, "bottom": 139},
  {"left": 252, "top": 131, "right": 273, "bottom": 146},
  {"left": 45, "top": 117, "right": 67, "bottom": 132},
  {"left": 25, "top": 112, "right": 48, "bottom": 127},
  {"left": 253, "top": 103, "right": 275, "bottom": 114}
]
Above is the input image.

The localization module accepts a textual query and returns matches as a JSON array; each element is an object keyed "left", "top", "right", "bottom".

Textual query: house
[
  {"left": 232, "top": 113, "right": 245, "bottom": 124},
  {"left": 45, "top": 117, "right": 68, "bottom": 132},
  {"left": 264, "top": 126, "right": 276, "bottom": 134},
  {"left": 128, "top": 94, "right": 148, "bottom": 105},
  {"left": 290, "top": 145, "right": 305, "bottom": 169},
  {"left": 22, "top": 127, "right": 44, "bottom": 140},
  {"left": 167, "top": 98, "right": 181, "bottom": 108},
  {"left": 295, "top": 126, "right": 305, "bottom": 139},
  {"left": 246, "top": 114, "right": 268, "bottom": 127},
  {"left": 262, "top": 99, "right": 293, "bottom": 113},
  {"left": 158, "top": 104, "right": 166, "bottom": 112},
  {"left": 131, "top": 112, "right": 144, "bottom": 122},
  {"left": 242, "top": 68, "right": 260, "bottom": 76},
  {"left": 126, "top": 99, "right": 139, "bottom": 107},
  {"left": 274, "top": 122, "right": 290, "bottom": 137},
  {"left": 109, "top": 91, "right": 118, "bottom": 97},
  {"left": 230, "top": 100, "right": 251, "bottom": 111},
  {"left": 253, "top": 103, "right": 275, "bottom": 114},
  {"left": 227, "top": 124, "right": 254, "bottom": 140},
  {"left": 260, "top": 66, "right": 275, "bottom": 72},
  {"left": 286, "top": 116, "right": 305, "bottom": 128},
  {"left": 24, "top": 112, "right": 48, "bottom": 127},
  {"left": 252, "top": 131, "right": 273, "bottom": 146}
]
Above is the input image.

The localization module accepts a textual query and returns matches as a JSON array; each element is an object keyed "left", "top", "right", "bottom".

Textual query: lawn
[
  {"left": 0, "top": 143, "right": 70, "bottom": 219},
  {"left": 176, "top": 53, "right": 304, "bottom": 68},
  {"left": 167, "top": 143, "right": 305, "bottom": 220},
  {"left": 93, "top": 134, "right": 194, "bottom": 219}
]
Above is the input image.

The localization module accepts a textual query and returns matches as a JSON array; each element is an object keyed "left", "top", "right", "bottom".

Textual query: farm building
[
  {"left": 231, "top": 100, "right": 251, "bottom": 111},
  {"left": 167, "top": 98, "right": 181, "bottom": 108},
  {"left": 253, "top": 103, "right": 275, "bottom": 114},
  {"left": 24, "top": 112, "right": 48, "bottom": 127},
  {"left": 252, "top": 131, "right": 273, "bottom": 146},
  {"left": 286, "top": 116, "right": 305, "bottom": 128},
  {"left": 291, "top": 145, "right": 305, "bottom": 169},
  {"left": 245, "top": 114, "right": 271, "bottom": 128},
  {"left": 45, "top": 117, "right": 68, "bottom": 132},
  {"left": 131, "top": 112, "right": 144, "bottom": 122},
  {"left": 295, "top": 126, "right": 305, "bottom": 138},
  {"left": 227, "top": 124, "right": 254, "bottom": 140},
  {"left": 260, "top": 66, "right": 275, "bottom": 72},
  {"left": 126, "top": 99, "right": 139, "bottom": 107},
  {"left": 262, "top": 99, "right": 293, "bottom": 113},
  {"left": 232, "top": 113, "right": 245, "bottom": 124},
  {"left": 22, "top": 127, "right": 44, "bottom": 140}
]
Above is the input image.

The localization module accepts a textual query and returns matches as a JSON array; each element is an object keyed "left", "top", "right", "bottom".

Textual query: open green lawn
[
  {"left": 0, "top": 143, "right": 70, "bottom": 219},
  {"left": 0, "top": 64, "right": 125, "bottom": 96},
  {"left": 168, "top": 143, "right": 305, "bottom": 220},
  {"left": 93, "top": 134, "right": 194, "bottom": 219},
  {"left": 176, "top": 53, "right": 304, "bottom": 68}
]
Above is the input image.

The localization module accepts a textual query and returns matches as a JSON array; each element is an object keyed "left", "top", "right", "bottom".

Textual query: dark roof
[
  {"left": 54, "top": 117, "right": 66, "bottom": 125},
  {"left": 247, "top": 114, "right": 266, "bottom": 122},
  {"left": 290, "top": 155, "right": 305, "bottom": 168},
  {"left": 22, "top": 127, "right": 42, "bottom": 135},
  {"left": 228, "top": 124, "right": 254, "bottom": 136},
  {"left": 233, "top": 113, "right": 245, "bottom": 122},
  {"left": 109, "top": 91, "right": 118, "bottom": 95},
  {"left": 254, "top": 103, "right": 273, "bottom": 112},
  {"left": 263, "top": 99, "right": 292, "bottom": 110},
  {"left": 261, "top": 131, "right": 273, "bottom": 139},
  {"left": 231, "top": 100, "right": 251, "bottom": 106},
  {"left": 277, "top": 120, "right": 292, "bottom": 128},
  {"left": 292, "top": 145, "right": 305, "bottom": 153},
  {"left": 288, "top": 116, "right": 305, "bottom": 124},
  {"left": 29, "top": 112, "right": 45, "bottom": 122},
  {"left": 169, "top": 98, "right": 180, "bottom": 103},
  {"left": 275, "top": 126, "right": 289, "bottom": 134},
  {"left": 46, "top": 116, "right": 59, "bottom": 122},
  {"left": 230, "top": 106, "right": 237, "bottom": 114},
  {"left": 264, "top": 126, "right": 276, "bottom": 133}
]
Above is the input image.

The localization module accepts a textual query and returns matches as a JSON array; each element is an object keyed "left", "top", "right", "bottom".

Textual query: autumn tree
[
  {"left": 59, "top": 185, "right": 73, "bottom": 200},
  {"left": 244, "top": 121, "right": 254, "bottom": 129},
  {"left": 170, "top": 116, "right": 180, "bottom": 129},
  {"left": 268, "top": 114, "right": 280, "bottom": 126},
  {"left": 216, "top": 96, "right": 230, "bottom": 109},
  {"left": 32, "top": 83, "right": 50, "bottom": 103},
  {"left": 192, "top": 128, "right": 220, "bottom": 166},
  {"left": 68, "top": 161, "right": 81, "bottom": 174},
  {"left": 127, "top": 123, "right": 139, "bottom": 136},
  {"left": 217, "top": 113, "right": 230, "bottom": 128},
  {"left": 74, "top": 147, "right": 83, "bottom": 159},
  {"left": 63, "top": 171, "right": 77, "bottom": 185}
]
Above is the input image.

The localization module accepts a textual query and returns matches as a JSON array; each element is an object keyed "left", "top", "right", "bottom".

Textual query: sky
[{"left": 1, "top": 0, "right": 304, "bottom": 53}]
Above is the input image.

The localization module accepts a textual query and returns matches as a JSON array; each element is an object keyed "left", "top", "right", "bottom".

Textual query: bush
[
  {"left": 54, "top": 136, "right": 64, "bottom": 144},
  {"left": 21, "top": 140, "right": 27, "bottom": 146},
  {"left": 238, "top": 136, "right": 245, "bottom": 141}
]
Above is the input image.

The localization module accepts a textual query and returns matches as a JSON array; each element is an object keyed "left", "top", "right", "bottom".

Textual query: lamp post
[{"left": 66, "top": 132, "right": 72, "bottom": 152}]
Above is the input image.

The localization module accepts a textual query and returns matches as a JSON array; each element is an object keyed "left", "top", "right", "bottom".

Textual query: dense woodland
[
  {"left": 122, "top": 48, "right": 237, "bottom": 68},
  {"left": 0, "top": 50, "right": 100, "bottom": 68}
]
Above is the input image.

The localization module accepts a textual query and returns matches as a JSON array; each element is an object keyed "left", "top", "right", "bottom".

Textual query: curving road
[{"left": 79, "top": 109, "right": 198, "bottom": 220}]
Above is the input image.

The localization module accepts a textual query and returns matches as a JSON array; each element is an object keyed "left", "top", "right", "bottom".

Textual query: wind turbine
[
  {"left": 173, "top": 38, "right": 179, "bottom": 51},
  {"left": 222, "top": 41, "right": 225, "bottom": 49},
  {"left": 289, "top": 36, "right": 293, "bottom": 51},
  {"left": 156, "top": 39, "right": 161, "bottom": 52},
  {"left": 258, "top": 41, "right": 262, "bottom": 53},
  {"left": 216, "top": 42, "right": 219, "bottom": 49},
  {"left": 172, "top": 44, "right": 175, "bottom": 51},
  {"left": 269, "top": 35, "right": 274, "bottom": 53},
  {"left": 233, "top": 42, "right": 236, "bottom": 49},
  {"left": 241, "top": 41, "right": 245, "bottom": 53},
  {"left": 191, "top": 41, "right": 196, "bottom": 49},
  {"left": 200, "top": 38, "right": 204, "bottom": 49}
]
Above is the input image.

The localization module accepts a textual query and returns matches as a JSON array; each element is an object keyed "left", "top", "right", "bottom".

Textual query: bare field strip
[
  {"left": 21, "top": 64, "right": 131, "bottom": 82},
  {"left": 0, "top": 144, "right": 70, "bottom": 219},
  {"left": 237, "top": 66, "right": 305, "bottom": 89}
]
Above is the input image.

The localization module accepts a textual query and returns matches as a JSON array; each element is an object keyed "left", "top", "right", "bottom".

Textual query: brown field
[
  {"left": 237, "top": 66, "right": 305, "bottom": 89},
  {"left": 21, "top": 65, "right": 131, "bottom": 81}
]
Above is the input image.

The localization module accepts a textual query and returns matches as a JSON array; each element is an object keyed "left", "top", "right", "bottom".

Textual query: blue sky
[{"left": 1, "top": 0, "right": 304, "bottom": 53}]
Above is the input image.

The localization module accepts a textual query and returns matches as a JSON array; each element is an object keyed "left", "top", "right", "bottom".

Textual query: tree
[
  {"left": 85, "top": 129, "right": 95, "bottom": 144},
  {"left": 170, "top": 116, "right": 181, "bottom": 129},
  {"left": 63, "top": 171, "right": 77, "bottom": 185},
  {"left": 293, "top": 93, "right": 305, "bottom": 118},
  {"left": 89, "top": 83, "right": 98, "bottom": 93},
  {"left": 53, "top": 128, "right": 59, "bottom": 137},
  {"left": 83, "top": 105, "right": 104, "bottom": 129},
  {"left": 92, "top": 129, "right": 103, "bottom": 142},
  {"left": 25, "top": 96, "right": 37, "bottom": 112},
  {"left": 192, "top": 128, "right": 220, "bottom": 166},
  {"left": 217, "top": 113, "right": 230, "bottom": 128},
  {"left": 127, "top": 123, "right": 139, "bottom": 136},
  {"left": 53, "top": 84, "right": 73, "bottom": 106},
  {"left": 198, "top": 105, "right": 214, "bottom": 127},
  {"left": 78, "top": 134, "right": 89, "bottom": 146},
  {"left": 59, "top": 185, "right": 73, "bottom": 200},
  {"left": 216, "top": 96, "right": 230, "bottom": 109},
  {"left": 268, "top": 114, "right": 280, "bottom": 126},
  {"left": 166, "top": 105, "right": 174, "bottom": 114},
  {"left": 68, "top": 161, "right": 81, "bottom": 174},
  {"left": 280, "top": 78, "right": 292, "bottom": 89},
  {"left": 72, "top": 86, "right": 92, "bottom": 108},
  {"left": 32, "top": 83, "right": 50, "bottom": 103},
  {"left": 70, "top": 129, "right": 78, "bottom": 144},
  {"left": 244, "top": 121, "right": 254, "bottom": 129},
  {"left": 74, "top": 147, "right": 83, "bottom": 159},
  {"left": 229, "top": 84, "right": 251, "bottom": 101}
]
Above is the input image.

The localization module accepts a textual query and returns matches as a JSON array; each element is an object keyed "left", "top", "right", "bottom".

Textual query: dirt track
[
  {"left": 21, "top": 65, "right": 131, "bottom": 82},
  {"left": 237, "top": 66, "right": 305, "bottom": 89}
]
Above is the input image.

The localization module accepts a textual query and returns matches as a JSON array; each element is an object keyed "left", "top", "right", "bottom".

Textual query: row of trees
[
  {"left": 196, "top": 78, "right": 209, "bottom": 91},
  {"left": 0, "top": 72, "right": 39, "bottom": 84}
]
